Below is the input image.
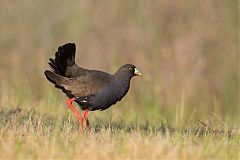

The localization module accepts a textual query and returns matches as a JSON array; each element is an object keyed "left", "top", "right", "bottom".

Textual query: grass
[{"left": 0, "top": 107, "right": 239, "bottom": 159}]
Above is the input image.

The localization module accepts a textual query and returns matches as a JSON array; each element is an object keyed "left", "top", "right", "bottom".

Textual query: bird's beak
[{"left": 134, "top": 68, "right": 142, "bottom": 76}]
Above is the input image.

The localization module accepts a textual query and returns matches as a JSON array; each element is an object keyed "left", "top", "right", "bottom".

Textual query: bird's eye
[{"left": 129, "top": 67, "right": 133, "bottom": 71}]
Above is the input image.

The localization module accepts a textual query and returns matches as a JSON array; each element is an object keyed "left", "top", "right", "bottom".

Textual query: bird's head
[{"left": 116, "top": 64, "right": 142, "bottom": 78}]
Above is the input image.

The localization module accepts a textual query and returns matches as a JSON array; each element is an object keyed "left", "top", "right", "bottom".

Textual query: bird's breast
[{"left": 90, "top": 81, "right": 130, "bottom": 110}]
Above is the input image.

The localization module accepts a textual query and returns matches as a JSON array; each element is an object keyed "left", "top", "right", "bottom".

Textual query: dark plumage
[{"left": 44, "top": 43, "right": 141, "bottom": 130}]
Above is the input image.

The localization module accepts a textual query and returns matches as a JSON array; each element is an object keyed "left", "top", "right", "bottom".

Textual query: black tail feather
[{"left": 49, "top": 43, "right": 76, "bottom": 76}]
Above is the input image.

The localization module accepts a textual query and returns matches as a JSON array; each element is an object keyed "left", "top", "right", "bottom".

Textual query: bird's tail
[{"left": 48, "top": 43, "right": 76, "bottom": 76}]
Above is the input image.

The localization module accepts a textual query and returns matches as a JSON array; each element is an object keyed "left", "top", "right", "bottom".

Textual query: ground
[{"left": 0, "top": 107, "right": 239, "bottom": 159}]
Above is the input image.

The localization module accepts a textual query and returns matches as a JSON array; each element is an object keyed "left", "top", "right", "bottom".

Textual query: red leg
[
  {"left": 83, "top": 109, "right": 91, "bottom": 132},
  {"left": 67, "top": 98, "right": 83, "bottom": 130}
]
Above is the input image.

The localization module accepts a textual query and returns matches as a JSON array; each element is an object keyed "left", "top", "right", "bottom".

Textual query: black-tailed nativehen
[{"left": 44, "top": 43, "right": 142, "bottom": 131}]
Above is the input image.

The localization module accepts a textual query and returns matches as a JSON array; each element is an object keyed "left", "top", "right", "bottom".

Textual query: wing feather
[{"left": 58, "top": 72, "right": 112, "bottom": 97}]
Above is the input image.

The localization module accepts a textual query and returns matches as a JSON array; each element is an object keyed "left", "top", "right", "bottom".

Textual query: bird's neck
[
  {"left": 114, "top": 71, "right": 132, "bottom": 84},
  {"left": 113, "top": 74, "right": 131, "bottom": 97}
]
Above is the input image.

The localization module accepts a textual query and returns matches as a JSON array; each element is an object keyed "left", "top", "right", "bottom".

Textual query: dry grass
[{"left": 0, "top": 108, "right": 239, "bottom": 159}]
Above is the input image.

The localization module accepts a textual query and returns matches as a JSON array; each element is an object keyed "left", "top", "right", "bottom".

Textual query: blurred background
[{"left": 0, "top": 0, "right": 239, "bottom": 124}]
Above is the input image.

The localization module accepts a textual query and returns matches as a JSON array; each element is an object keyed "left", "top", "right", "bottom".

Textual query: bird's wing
[
  {"left": 59, "top": 71, "right": 112, "bottom": 97},
  {"left": 65, "top": 64, "right": 92, "bottom": 78}
]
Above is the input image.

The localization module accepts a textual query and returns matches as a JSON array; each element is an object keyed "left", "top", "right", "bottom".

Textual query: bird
[{"left": 44, "top": 43, "right": 142, "bottom": 131}]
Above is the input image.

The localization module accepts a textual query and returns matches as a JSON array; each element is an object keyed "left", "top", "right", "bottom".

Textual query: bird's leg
[
  {"left": 83, "top": 109, "right": 91, "bottom": 132},
  {"left": 67, "top": 98, "right": 84, "bottom": 131}
]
